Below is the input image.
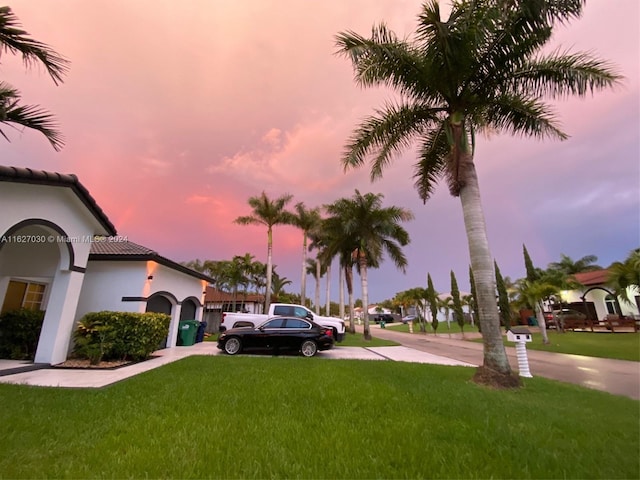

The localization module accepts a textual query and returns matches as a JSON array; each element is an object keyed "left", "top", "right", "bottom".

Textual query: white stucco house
[
  {"left": 0, "top": 166, "right": 213, "bottom": 365},
  {"left": 561, "top": 270, "right": 639, "bottom": 320}
]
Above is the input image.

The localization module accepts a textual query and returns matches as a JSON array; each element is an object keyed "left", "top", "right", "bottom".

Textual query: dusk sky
[{"left": 2, "top": 1, "right": 638, "bottom": 303}]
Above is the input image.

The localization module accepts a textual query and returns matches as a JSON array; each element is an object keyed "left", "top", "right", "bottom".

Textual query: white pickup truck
[{"left": 221, "top": 303, "right": 345, "bottom": 342}]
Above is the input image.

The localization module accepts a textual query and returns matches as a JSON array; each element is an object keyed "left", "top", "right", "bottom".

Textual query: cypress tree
[
  {"left": 450, "top": 271, "right": 465, "bottom": 333},
  {"left": 495, "top": 260, "right": 512, "bottom": 331},
  {"left": 426, "top": 273, "right": 439, "bottom": 333},
  {"left": 523, "top": 244, "right": 539, "bottom": 282},
  {"left": 469, "top": 265, "right": 481, "bottom": 333}
]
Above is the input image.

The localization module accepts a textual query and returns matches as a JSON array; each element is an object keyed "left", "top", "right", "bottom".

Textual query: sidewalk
[{"left": 0, "top": 341, "right": 475, "bottom": 389}]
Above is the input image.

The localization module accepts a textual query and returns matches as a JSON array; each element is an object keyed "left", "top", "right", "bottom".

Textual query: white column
[
  {"left": 34, "top": 269, "right": 85, "bottom": 364},
  {"left": 166, "top": 303, "right": 182, "bottom": 348}
]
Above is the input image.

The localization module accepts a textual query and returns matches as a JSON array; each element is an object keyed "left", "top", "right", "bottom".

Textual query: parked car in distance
[
  {"left": 217, "top": 317, "right": 334, "bottom": 357},
  {"left": 548, "top": 309, "right": 587, "bottom": 330},
  {"left": 372, "top": 314, "right": 395, "bottom": 324},
  {"left": 402, "top": 315, "right": 417, "bottom": 324}
]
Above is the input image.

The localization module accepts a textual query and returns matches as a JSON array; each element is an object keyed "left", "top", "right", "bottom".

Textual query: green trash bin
[{"left": 178, "top": 320, "right": 199, "bottom": 346}]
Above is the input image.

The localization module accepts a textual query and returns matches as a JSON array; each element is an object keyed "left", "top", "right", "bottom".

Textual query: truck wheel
[
  {"left": 300, "top": 340, "right": 318, "bottom": 357},
  {"left": 332, "top": 328, "right": 339, "bottom": 342},
  {"left": 224, "top": 337, "right": 242, "bottom": 355}
]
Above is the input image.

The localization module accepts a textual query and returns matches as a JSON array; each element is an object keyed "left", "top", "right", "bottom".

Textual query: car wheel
[
  {"left": 224, "top": 337, "right": 242, "bottom": 355},
  {"left": 300, "top": 340, "right": 318, "bottom": 357}
]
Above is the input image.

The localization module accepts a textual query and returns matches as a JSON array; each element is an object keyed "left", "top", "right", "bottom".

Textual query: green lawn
[
  {"left": 388, "top": 323, "right": 640, "bottom": 362},
  {"left": 387, "top": 321, "right": 479, "bottom": 335},
  {"left": 505, "top": 331, "right": 640, "bottom": 362},
  {"left": 0, "top": 356, "right": 637, "bottom": 479},
  {"left": 338, "top": 331, "right": 399, "bottom": 347}
]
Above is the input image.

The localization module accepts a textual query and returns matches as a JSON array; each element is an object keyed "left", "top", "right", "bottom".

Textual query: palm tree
[
  {"left": 607, "top": 249, "right": 640, "bottom": 306},
  {"left": 235, "top": 192, "right": 294, "bottom": 310},
  {"left": 271, "top": 271, "right": 292, "bottom": 303},
  {"left": 290, "top": 202, "right": 322, "bottom": 306},
  {"left": 324, "top": 190, "right": 413, "bottom": 340},
  {"left": 548, "top": 254, "right": 601, "bottom": 275},
  {"left": 0, "top": 6, "right": 69, "bottom": 150},
  {"left": 438, "top": 295, "right": 454, "bottom": 335},
  {"left": 335, "top": 0, "right": 620, "bottom": 385},
  {"left": 305, "top": 257, "right": 325, "bottom": 313},
  {"left": 319, "top": 216, "right": 360, "bottom": 333}
]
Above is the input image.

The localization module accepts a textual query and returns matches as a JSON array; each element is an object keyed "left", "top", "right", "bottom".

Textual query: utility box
[{"left": 507, "top": 326, "right": 532, "bottom": 343}]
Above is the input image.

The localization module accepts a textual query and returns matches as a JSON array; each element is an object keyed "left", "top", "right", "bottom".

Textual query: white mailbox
[
  {"left": 507, "top": 327, "right": 533, "bottom": 378},
  {"left": 507, "top": 327, "right": 532, "bottom": 343}
]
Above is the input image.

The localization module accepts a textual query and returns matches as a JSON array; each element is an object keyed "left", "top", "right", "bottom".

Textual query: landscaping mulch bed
[{"left": 53, "top": 358, "right": 154, "bottom": 370}]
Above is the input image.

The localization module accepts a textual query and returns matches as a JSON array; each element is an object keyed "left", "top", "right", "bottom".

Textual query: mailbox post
[{"left": 507, "top": 326, "right": 533, "bottom": 378}]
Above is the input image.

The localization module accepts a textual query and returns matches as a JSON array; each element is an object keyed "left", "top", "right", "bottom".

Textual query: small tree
[
  {"left": 451, "top": 271, "right": 465, "bottom": 336},
  {"left": 426, "top": 273, "right": 439, "bottom": 334},
  {"left": 469, "top": 265, "right": 480, "bottom": 333},
  {"left": 495, "top": 261, "right": 512, "bottom": 331}
]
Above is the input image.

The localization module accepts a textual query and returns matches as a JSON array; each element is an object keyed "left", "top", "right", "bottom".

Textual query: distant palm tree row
[{"left": 233, "top": 189, "right": 414, "bottom": 340}]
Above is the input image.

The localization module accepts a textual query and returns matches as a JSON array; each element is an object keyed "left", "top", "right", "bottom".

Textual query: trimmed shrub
[
  {"left": 0, "top": 309, "right": 45, "bottom": 360},
  {"left": 73, "top": 311, "right": 171, "bottom": 362}
]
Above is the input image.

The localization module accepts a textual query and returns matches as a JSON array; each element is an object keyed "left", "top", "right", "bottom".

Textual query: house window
[
  {"left": 1, "top": 280, "right": 46, "bottom": 314},
  {"left": 605, "top": 294, "right": 616, "bottom": 315}
]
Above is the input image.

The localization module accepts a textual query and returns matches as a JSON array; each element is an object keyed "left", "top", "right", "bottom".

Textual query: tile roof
[
  {"left": 573, "top": 269, "right": 610, "bottom": 286},
  {"left": 90, "top": 238, "right": 156, "bottom": 256},
  {"left": 89, "top": 238, "right": 214, "bottom": 283},
  {"left": 0, "top": 165, "right": 117, "bottom": 235}
]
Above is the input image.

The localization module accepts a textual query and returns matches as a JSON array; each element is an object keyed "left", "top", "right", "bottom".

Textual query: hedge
[
  {"left": 0, "top": 309, "right": 45, "bottom": 360},
  {"left": 73, "top": 311, "right": 171, "bottom": 363}
]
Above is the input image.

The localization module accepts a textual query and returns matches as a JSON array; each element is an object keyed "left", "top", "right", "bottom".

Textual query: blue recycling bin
[{"left": 196, "top": 321, "right": 207, "bottom": 343}]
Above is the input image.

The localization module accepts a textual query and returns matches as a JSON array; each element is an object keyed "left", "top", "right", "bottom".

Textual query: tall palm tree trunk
[
  {"left": 315, "top": 261, "right": 321, "bottom": 314},
  {"left": 300, "top": 235, "right": 308, "bottom": 306},
  {"left": 265, "top": 227, "right": 273, "bottom": 310},
  {"left": 346, "top": 265, "right": 355, "bottom": 333},
  {"left": 535, "top": 301, "right": 550, "bottom": 344},
  {"left": 339, "top": 266, "right": 345, "bottom": 323},
  {"left": 359, "top": 253, "right": 371, "bottom": 340},
  {"left": 459, "top": 163, "right": 513, "bottom": 377},
  {"left": 325, "top": 264, "right": 331, "bottom": 316}
]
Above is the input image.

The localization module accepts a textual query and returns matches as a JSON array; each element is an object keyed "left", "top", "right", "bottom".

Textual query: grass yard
[
  {"left": 388, "top": 323, "right": 639, "bottom": 362},
  {"left": 504, "top": 331, "right": 640, "bottom": 362},
  {"left": 337, "top": 331, "right": 399, "bottom": 347},
  {"left": 0, "top": 356, "right": 637, "bottom": 479},
  {"left": 387, "top": 321, "right": 479, "bottom": 335}
]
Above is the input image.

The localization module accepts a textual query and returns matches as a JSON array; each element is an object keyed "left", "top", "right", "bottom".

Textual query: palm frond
[
  {"left": 413, "top": 125, "right": 448, "bottom": 202},
  {"left": 342, "top": 102, "right": 442, "bottom": 180},
  {"left": 335, "top": 24, "right": 438, "bottom": 100},
  {"left": 0, "top": 83, "right": 64, "bottom": 150},
  {"left": 513, "top": 51, "right": 622, "bottom": 99},
  {"left": 483, "top": 93, "right": 567, "bottom": 140},
  {"left": 0, "top": 6, "right": 70, "bottom": 85}
]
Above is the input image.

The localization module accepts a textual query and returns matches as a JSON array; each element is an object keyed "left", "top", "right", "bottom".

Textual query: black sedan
[{"left": 217, "top": 317, "right": 334, "bottom": 357}]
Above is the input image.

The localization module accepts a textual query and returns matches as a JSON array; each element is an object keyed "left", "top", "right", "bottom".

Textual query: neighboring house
[
  {"left": 562, "top": 270, "right": 640, "bottom": 320},
  {"left": 203, "top": 287, "right": 264, "bottom": 332},
  {"left": 0, "top": 166, "right": 212, "bottom": 365}
]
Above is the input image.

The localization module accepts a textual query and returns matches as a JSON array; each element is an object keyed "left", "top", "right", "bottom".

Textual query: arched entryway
[
  {"left": 180, "top": 297, "right": 198, "bottom": 321},
  {"left": 0, "top": 220, "right": 79, "bottom": 363},
  {"left": 146, "top": 295, "right": 173, "bottom": 315}
]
